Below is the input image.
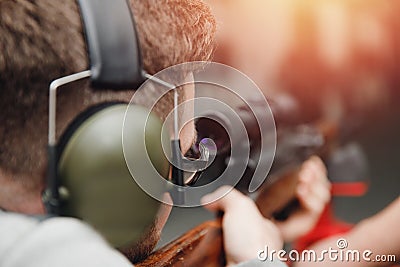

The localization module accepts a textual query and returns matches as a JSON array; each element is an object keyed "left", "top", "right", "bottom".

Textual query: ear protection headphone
[{"left": 42, "top": 0, "right": 171, "bottom": 249}]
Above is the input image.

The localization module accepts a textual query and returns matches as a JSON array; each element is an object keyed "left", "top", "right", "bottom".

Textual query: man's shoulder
[{"left": 0, "top": 211, "right": 133, "bottom": 267}]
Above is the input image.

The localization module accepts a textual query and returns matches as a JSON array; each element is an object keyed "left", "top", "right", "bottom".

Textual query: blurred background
[{"left": 160, "top": 0, "right": 400, "bottom": 245}]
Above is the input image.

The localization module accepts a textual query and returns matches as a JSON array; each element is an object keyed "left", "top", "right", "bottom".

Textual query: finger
[
  {"left": 298, "top": 172, "right": 331, "bottom": 204},
  {"left": 309, "top": 178, "right": 332, "bottom": 204},
  {"left": 299, "top": 159, "right": 331, "bottom": 190},
  {"left": 201, "top": 186, "right": 248, "bottom": 212},
  {"left": 299, "top": 182, "right": 330, "bottom": 214},
  {"left": 308, "top": 157, "right": 330, "bottom": 188},
  {"left": 298, "top": 164, "right": 315, "bottom": 184},
  {"left": 301, "top": 170, "right": 331, "bottom": 204},
  {"left": 309, "top": 156, "right": 327, "bottom": 175},
  {"left": 297, "top": 165, "right": 318, "bottom": 196}
]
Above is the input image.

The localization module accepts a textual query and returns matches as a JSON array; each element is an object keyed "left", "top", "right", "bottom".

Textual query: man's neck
[{"left": 0, "top": 170, "right": 45, "bottom": 214}]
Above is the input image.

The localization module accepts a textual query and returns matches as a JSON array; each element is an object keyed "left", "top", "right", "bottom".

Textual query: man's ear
[{"left": 0, "top": 169, "right": 45, "bottom": 214}]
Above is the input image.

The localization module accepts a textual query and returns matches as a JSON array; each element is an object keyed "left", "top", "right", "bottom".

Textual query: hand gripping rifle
[{"left": 137, "top": 96, "right": 368, "bottom": 267}]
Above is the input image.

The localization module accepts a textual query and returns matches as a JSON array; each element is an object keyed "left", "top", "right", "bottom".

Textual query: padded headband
[{"left": 77, "top": 0, "right": 145, "bottom": 89}]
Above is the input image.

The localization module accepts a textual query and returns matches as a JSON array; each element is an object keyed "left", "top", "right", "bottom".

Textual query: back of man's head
[{"left": 0, "top": 0, "right": 215, "bottom": 212}]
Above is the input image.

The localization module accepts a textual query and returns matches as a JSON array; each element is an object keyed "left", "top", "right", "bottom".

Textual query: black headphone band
[{"left": 77, "top": 0, "right": 145, "bottom": 89}]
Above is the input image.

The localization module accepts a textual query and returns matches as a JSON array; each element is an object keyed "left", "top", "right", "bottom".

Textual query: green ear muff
[{"left": 58, "top": 104, "right": 170, "bottom": 248}]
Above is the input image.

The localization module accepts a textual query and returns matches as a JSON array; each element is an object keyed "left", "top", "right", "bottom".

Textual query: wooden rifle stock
[
  {"left": 136, "top": 220, "right": 224, "bottom": 267},
  {"left": 137, "top": 121, "right": 338, "bottom": 267},
  {"left": 136, "top": 171, "right": 303, "bottom": 267}
]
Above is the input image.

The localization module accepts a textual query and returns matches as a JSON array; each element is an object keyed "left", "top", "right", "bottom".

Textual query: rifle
[{"left": 137, "top": 97, "right": 367, "bottom": 267}]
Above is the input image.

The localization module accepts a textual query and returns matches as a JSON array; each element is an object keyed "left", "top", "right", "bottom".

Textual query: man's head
[
  {"left": 0, "top": 0, "right": 215, "bottom": 211},
  {"left": 0, "top": 0, "right": 216, "bottom": 262}
]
